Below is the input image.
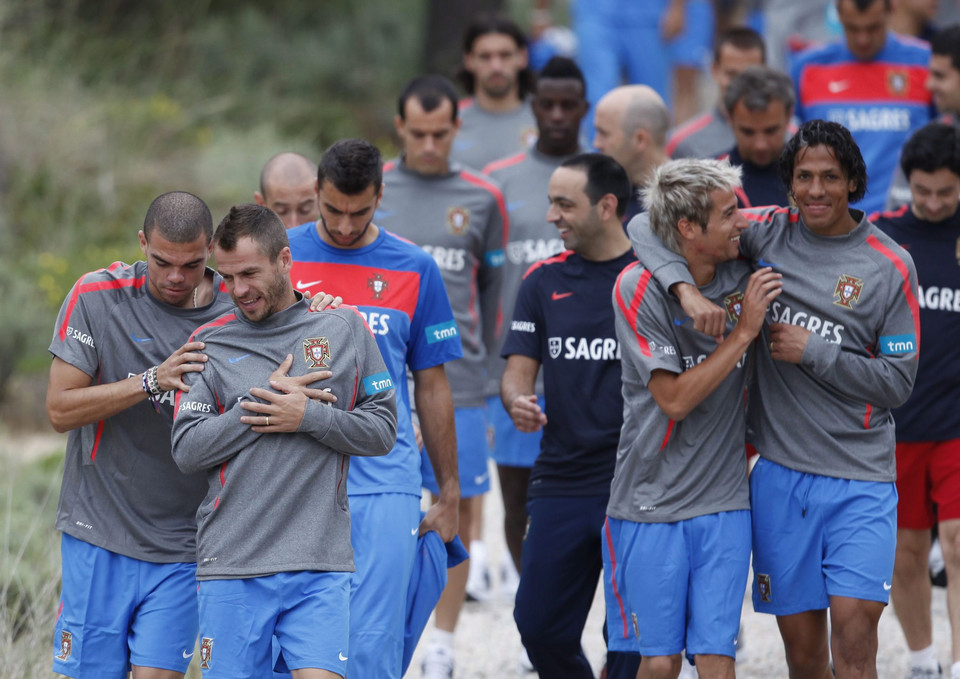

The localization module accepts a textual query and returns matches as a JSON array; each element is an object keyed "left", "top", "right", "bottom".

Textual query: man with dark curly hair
[{"left": 631, "top": 119, "right": 921, "bottom": 679}]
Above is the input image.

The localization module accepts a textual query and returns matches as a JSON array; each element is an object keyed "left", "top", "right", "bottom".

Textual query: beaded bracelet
[{"left": 143, "top": 366, "right": 164, "bottom": 396}]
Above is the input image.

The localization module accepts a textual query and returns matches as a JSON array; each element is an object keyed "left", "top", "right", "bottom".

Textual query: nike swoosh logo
[
  {"left": 182, "top": 651, "right": 194, "bottom": 659},
  {"left": 507, "top": 200, "right": 526, "bottom": 213},
  {"left": 229, "top": 354, "right": 251, "bottom": 363},
  {"left": 757, "top": 258, "right": 779, "bottom": 268},
  {"left": 296, "top": 279, "right": 323, "bottom": 289},
  {"left": 339, "top": 652, "right": 348, "bottom": 661},
  {"left": 673, "top": 316, "right": 690, "bottom": 326},
  {"left": 474, "top": 473, "right": 489, "bottom": 485},
  {"left": 827, "top": 80, "right": 850, "bottom": 93},
  {"left": 883, "top": 581, "right": 892, "bottom": 591},
  {"left": 551, "top": 291, "right": 573, "bottom": 301},
  {"left": 130, "top": 334, "right": 154, "bottom": 343},
  {"left": 411, "top": 527, "right": 418, "bottom": 536}
]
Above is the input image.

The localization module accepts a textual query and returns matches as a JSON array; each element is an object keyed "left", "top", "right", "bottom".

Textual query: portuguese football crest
[
  {"left": 367, "top": 273, "right": 389, "bottom": 300},
  {"left": 724, "top": 291, "right": 744, "bottom": 324},
  {"left": 833, "top": 274, "right": 863, "bottom": 308},
  {"left": 886, "top": 69, "right": 908, "bottom": 96},
  {"left": 200, "top": 637, "right": 213, "bottom": 669},
  {"left": 446, "top": 206, "right": 471, "bottom": 235},
  {"left": 757, "top": 573, "right": 772, "bottom": 603},
  {"left": 303, "top": 337, "right": 331, "bottom": 369},
  {"left": 56, "top": 630, "right": 72, "bottom": 661},
  {"left": 548, "top": 337, "right": 562, "bottom": 359}
]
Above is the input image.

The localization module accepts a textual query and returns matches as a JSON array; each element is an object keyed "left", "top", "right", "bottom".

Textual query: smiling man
[
  {"left": 171, "top": 203, "right": 397, "bottom": 679},
  {"left": 501, "top": 153, "right": 639, "bottom": 679},
  {"left": 46, "top": 191, "right": 235, "bottom": 679},
  {"left": 482, "top": 56, "right": 590, "bottom": 585},
  {"left": 606, "top": 158, "right": 781, "bottom": 679},
  {"left": 631, "top": 119, "right": 920, "bottom": 679},
  {"left": 870, "top": 122, "right": 960, "bottom": 679}
]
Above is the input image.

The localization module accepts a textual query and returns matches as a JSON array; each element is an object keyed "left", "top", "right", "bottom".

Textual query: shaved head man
[
  {"left": 593, "top": 85, "right": 670, "bottom": 189},
  {"left": 254, "top": 152, "right": 320, "bottom": 230}
]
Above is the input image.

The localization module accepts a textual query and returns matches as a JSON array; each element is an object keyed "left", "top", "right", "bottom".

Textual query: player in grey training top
[
  {"left": 452, "top": 14, "right": 537, "bottom": 170},
  {"left": 46, "top": 191, "right": 234, "bottom": 679},
  {"left": 667, "top": 27, "right": 766, "bottom": 160},
  {"left": 482, "top": 55, "right": 590, "bottom": 582},
  {"left": 633, "top": 120, "right": 919, "bottom": 679},
  {"left": 377, "top": 74, "right": 505, "bottom": 678},
  {"left": 172, "top": 203, "right": 397, "bottom": 677},
  {"left": 607, "top": 158, "right": 782, "bottom": 678},
  {"left": 254, "top": 152, "right": 319, "bottom": 230}
]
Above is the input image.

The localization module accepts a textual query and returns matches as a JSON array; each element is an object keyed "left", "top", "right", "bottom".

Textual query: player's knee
[
  {"left": 940, "top": 522, "right": 960, "bottom": 567},
  {"left": 643, "top": 654, "right": 682, "bottom": 679},
  {"left": 782, "top": 636, "right": 829, "bottom": 675},
  {"left": 831, "top": 616, "right": 879, "bottom": 668}
]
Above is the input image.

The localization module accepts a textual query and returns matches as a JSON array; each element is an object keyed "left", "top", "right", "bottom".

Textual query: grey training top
[
  {"left": 49, "top": 261, "right": 234, "bottom": 563},
  {"left": 171, "top": 299, "right": 397, "bottom": 579},
  {"left": 451, "top": 97, "right": 538, "bottom": 172},
  {"left": 482, "top": 145, "right": 583, "bottom": 395},
  {"left": 629, "top": 207, "right": 919, "bottom": 482},
  {"left": 667, "top": 107, "right": 734, "bottom": 160},
  {"left": 377, "top": 157, "right": 506, "bottom": 407},
  {"left": 608, "top": 260, "right": 754, "bottom": 523}
]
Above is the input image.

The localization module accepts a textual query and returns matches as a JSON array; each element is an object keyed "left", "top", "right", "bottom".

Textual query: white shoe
[
  {"left": 906, "top": 665, "right": 942, "bottom": 679},
  {"left": 465, "top": 541, "right": 492, "bottom": 602},
  {"left": 422, "top": 644, "right": 454, "bottom": 679}
]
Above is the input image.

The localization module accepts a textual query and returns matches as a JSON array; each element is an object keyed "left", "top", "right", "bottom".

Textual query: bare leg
[
  {"left": 829, "top": 595, "right": 885, "bottom": 679},
  {"left": 637, "top": 653, "right": 683, "bottom": 679},
  {"left": 776, "top": 609, "right": 833, "bottom": 679},
  {"left": 131, "top": 667, "right": 185, "bottom": 679},
  {"left": 940, "top": 518, "right": 960, "bottom": 664},
  {"left": 431, "top": 494, "right": 473, "bottom": 633},
  {"left": 291, "top": 668, "right": 342, "bottom": 679},
  {"left": 497, "top": 464, "right": 531, "bottom": 573},
  {"left": 695, "top": 654, "right": 736, "bottom": 679},
  {"left": 891, "top": 527, "right": 934, "bottom": 650}
]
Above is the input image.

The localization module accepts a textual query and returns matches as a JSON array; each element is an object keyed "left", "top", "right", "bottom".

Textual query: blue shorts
[
  {"left": 198, "top": 571, "right": 350, "bottom": 677},
  {"left": 486, "top": 394, "right": 544, "bottom": 468},
  {"left": 53, "top": 533, "right": 198, "bottom": 679},
  {"left": 602, "top": 512, "right": 750, "bottom": 658},
  {"left": 421, "top": 406, "right": 491, "bottom": 498},
  {"left": 750, "top": 457, "right": 897, "bottom": 615}
]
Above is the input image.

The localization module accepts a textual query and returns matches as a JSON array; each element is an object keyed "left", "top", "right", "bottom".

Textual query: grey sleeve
[
  {"left": 171, "top": 365, "right": 261, "bottom": 474},
  {"left": 626, "top": 213, "right": 695, "bottom": 290},
  {"left": 884, "top": 165, "right": 911, "bottom": 212},
  {"left": 298, "top": 313, "right": 398, "bottom": 456},
  {"left": 800, "top": 266, "right": 919, "bottom": 408},
  {"left": 478, "top": 201, "right": 506, "bottom": 356}
]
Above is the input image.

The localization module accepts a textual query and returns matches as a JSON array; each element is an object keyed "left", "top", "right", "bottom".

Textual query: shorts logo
[
  {"left": 200, "top": 637, "right": 213, "bottom": 669},
  {"left": 886, "top": 69, "right": 908, "bottom": 96},
  {"left": 724, "top": 291, "right": 744, "bottom": 323},
  {"left": 757, "top": 573, "right": 772, "bottom": 603},
  {"left": 548, "top": 337, "right": 562, "bottom": 359},
  {"left": 55, "top": 630, "right": 72, "bottom": 661},
  {"left": 446, "top": 206, "right": 471, "bottom": 235},
  {"left": 303, "top": 337, "right": 331, "bottom": 369},
  {"left": 367, "top": 273, "right": 389, "bottom": 300},
  {"left": 833, "top": 274, "right": 863, "bottom": 308}
]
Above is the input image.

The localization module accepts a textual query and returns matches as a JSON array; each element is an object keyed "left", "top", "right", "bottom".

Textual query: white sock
[
  {"left": 950, "top": 661, "right": 960, "bottom": 679},
  {"left": 430, "top": 629, "right": 454, "bottom": 652},
  {"left": 908, "top": 644, "right": 938, "bottom": 671}
]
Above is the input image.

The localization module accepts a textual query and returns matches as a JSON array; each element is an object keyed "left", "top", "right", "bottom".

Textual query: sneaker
[
  {"left": 422, "top": 644, "right": 454, "bottom": 679},
  {"left": 906, "top": 665, "right": 942, "bottom": 678},
  {"left": 465, "top": 564, "right": 492, "bottom": 602},
  {"left": 930, "top": 538, "right": 947, "bottom": 588}
]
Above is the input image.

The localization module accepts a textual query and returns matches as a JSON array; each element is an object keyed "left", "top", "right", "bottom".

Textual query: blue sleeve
[
  {"left": 501, "top": 269, "right": 543, "bottom": 360},
  {"left": 407, "top": 256, "right": 464, "bottom": 371}
]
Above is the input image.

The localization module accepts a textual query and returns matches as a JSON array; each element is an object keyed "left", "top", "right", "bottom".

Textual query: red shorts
[{"left": 895, "top": 439, "right": 960, "bottom": 528}]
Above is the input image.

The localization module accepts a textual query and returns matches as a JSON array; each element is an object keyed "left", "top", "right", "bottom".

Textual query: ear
[
  {"left": 633, "top": 127, "right": 650, "bottom": 154},
  {"left": 677, "top": 217, "right": 699, "bottom": 242},
  {"left": 597, "top": 193, "right": 619, "bottom": 220},
  {"left": 394, "top": 114, "right": 404, "bottom": 138},
  {"left": 278, "top": 246, "right": 293, "bottom": 273},
  {"left": 254, "top": 191, "right": 266, "bottom": 206},
  {"left": 138, "top": 230, "right": 148, "bottom": 255}
]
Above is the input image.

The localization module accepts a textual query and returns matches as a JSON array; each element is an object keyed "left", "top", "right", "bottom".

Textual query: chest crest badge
[
  {"left": 304, "top": 337, "right": 331, "bottom": 369},
  {"left": 367, "top": 273, "right": 389, "bottom": 300},
  {"left": 833, "top": 274, "right": 864, "bottom": 308},
  {"left": 886, "top": 69, "right": 908, "bottom": 97},
  {"left": 724, "top": 291, "right": 744, "bottom": 324},
  {"left": 446, "top": 206, "right": 471, "bottom": 235}
]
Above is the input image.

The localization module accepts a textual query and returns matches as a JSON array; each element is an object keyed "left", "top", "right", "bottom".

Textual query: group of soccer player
[{"left": 44, "top": 1, "right": 960, "bottom": 678}]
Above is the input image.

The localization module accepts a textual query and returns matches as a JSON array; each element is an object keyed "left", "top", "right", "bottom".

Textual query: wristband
[{"left": 143, "top": 366, "right": 164, "bottom": 396}]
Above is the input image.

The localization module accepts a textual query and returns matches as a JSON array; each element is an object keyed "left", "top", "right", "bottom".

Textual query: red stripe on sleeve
[
  {"left": 659, "top": 419, "right": 676, "bottom": 450},
  {"left": 460, "top": 170, "right": 510, "bottom": 239},
  {"left": 522, "top": 250, "right": 574, "bottom": 279},
  {"left": 666, "top": 112, "right": 714, "bottom": 156},
  {"left": 613, "top": 262, "right": 652, "bottom": 357},
  {"left": 865, "top": 234, "right": 921, "bottom": 351},
  {"left": 59, "top": 271, "right": 145, "bottom": 340},
  {"left": 482, "top": 151, "right": 527, "bottom": 175},
  {"left": 89, "top": 419, "right": 105, "bottom": 462}
]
